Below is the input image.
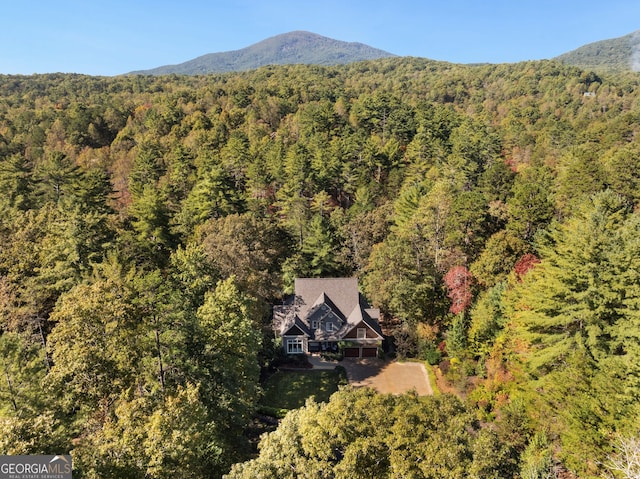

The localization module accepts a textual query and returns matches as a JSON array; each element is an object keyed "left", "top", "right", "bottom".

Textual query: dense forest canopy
[{"left": 1, "top": 57, "right": 640, "bottom": 478}]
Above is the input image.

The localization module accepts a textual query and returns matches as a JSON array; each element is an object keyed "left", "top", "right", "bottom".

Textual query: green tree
[
  {"left": 35, "top": 204, "right": 112, "bottom": 299},
  {"left": 362, "top": 233, "right": 438, "bottom": 325},
  {"left": 446, "top": 190, "right": 489, "bottom": 261},
  {"left": 73, "top": 386, "right": 220, "bottom": 479},
  {"left": 168, "top": 242, "right": 217, "bottom": 312},
  {"left": 299, "top": 214, "right": 342, "bottom": 278},
  {"left": 127, "top": 184, "right": 174, "bottom": 264},
  {"left": 173, "top": 166, "right": 243, "bottom": 239},
  {"left": 510, "top": 191, "right": 636, "bottom": 372},
  {"left": 478, "top": 158, "right": 516, "bottom": 205},
  {"left": 128, "top": 141, "right": 165, "bottom": 197},
  {"left": 395, "top": 179, "right": 453, "bottom": 273},
  {"left": 197, "top": 213, "right": 292, "bottom": 303},
  {"left": 227, "top": 388, "right": 514, "bottom": 479},
  {"left": 468, "top": 283, "right": 508, "bottom": 358},
  {"left": 602, "top": 144, "right": 640, "bottom": 206},
  {"left": 0, "top": 410, "right": 68, "bottom": 455},
  {"left": 33, "top": 151, "right": 82, "bottom": 206},
  {"left": 275, "top": 143, "right": 313, "bottom": 242},
  {"left": 143, "top": 384, "right": 226, "bottom": 478},
  {"left": 506, "top": 167, "right": 553, "bottom": 242},
  {"left": 329, "top": 202, "right": 391, "bottom": 273},
  {"left": 195, "top": 277, "right": 262, "bottom": 454},
  {"left": 0, "top": 153, "right": 35, "bottom": 210},
  {"left": 46, "top": 258, "right": 142, "bottom": 414},
  {"left": 471, "top": 230, "right": 529, "bottom": 288},
  {"left": 220, "top": 131, "right": 251, "bottom": 188},
  {"left": 553, "top": 146, "right": 606, "bottom": 216},
  {"left": 508, "top": 190, "right": 640, "bottom": 476},
  {"left": 0, "top": 209, "right": 52, "bottom": 341},
  {"left": 0, "top": 331, "right": 48, "bottom": 416},
  {"left": 518, "top": 432, "right": 553, "bottom": 479}
]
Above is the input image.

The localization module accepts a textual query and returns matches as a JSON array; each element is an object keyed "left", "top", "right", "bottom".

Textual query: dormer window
[{"left": 311, "top": 320, "right": 319, "bottom": 329}]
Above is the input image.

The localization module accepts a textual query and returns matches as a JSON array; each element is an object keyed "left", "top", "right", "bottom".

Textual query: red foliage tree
[
  {"left": 443, "top": 265, "right": 474, "bottom": 314},
  {"left": 513, "top": 253, "right": 540, "bottom": 281}
]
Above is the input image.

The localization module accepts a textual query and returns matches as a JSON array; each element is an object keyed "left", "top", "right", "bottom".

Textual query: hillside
[
  {"left": 128, "top": 30, "right": 396, "bottom": 75},
  {"left": 2, "top": 59, "right": 640, "bottom": 477},
  {"left": 555, "top": 29, "right": 640, "bottom": 73}
]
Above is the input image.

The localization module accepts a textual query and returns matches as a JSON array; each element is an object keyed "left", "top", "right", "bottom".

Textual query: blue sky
[{"left": 2, "top": 0, "right": 639, "bottom": 76}]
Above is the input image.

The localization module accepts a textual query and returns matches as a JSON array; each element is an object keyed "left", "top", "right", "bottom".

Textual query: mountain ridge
[
  {"left": 128, "top": 29, "right": 640, "bottom": 76},
  {"left": 554, "top": 30, "right": 640, "bottom": 73},
  {"left": 128, "top": 31, "right": 396, "bottom": 75}
]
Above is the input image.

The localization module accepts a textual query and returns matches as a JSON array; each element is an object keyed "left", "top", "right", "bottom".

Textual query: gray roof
[
  {"left": 294, "top": 277, "right": 359, "bottom": 319},
  {"left": 275, "top": 278, "right": 383, "bottom": 340}
]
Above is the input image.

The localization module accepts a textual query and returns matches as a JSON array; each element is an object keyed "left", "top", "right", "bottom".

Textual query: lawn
[{"left": 260, "top": 368, "right": 348, "bottom": 413}]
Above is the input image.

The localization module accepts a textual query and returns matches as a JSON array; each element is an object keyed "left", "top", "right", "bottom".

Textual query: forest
[{"left": 1, "top": 57, "right": 640, "bottom": 478}]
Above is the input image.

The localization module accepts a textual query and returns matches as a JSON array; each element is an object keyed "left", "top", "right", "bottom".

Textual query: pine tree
[
  {"left": 509, "top": 190, "right": 640, "bottom": 476},
  {"left": 511, "top": 190, "right": 633, "bottom": 373}
]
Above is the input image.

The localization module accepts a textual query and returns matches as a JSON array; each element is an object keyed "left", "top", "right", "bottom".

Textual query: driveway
[{"left": 340, "top": 358, "right": 433, "bottom": 396}]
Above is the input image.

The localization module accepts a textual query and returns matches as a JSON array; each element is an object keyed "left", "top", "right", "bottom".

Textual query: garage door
[
  {"left": 362, "top": 348, "right": 377, "bottom": 358},
  {"left": 344, "top": 348, "right": 360, "bottom": 357}
]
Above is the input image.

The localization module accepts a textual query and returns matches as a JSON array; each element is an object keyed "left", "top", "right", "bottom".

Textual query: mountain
[
  {"left": 129, "top": 31, "right": 396, "bottom": 75},
  {"left": 555, "top": 30, "right": 640, "bottom": 73}
]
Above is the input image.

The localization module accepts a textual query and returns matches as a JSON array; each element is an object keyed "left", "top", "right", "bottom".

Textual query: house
[{"left": 273, "top": 278, "right": 383, "bottom": 358}]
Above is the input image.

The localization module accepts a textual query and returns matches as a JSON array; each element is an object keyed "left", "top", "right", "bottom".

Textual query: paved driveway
[{"left": 340, "top": 358, "right": 433, "bottom": 396}]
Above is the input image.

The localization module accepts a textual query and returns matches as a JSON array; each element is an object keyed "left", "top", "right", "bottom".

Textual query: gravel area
[{"left": 339, "top": 358, "right": 433, "bottom": 396}]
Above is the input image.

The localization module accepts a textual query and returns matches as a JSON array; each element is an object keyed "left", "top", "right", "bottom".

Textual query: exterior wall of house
[
  {"left": 341, "top": 322, "right": 382, "bottom": 358},
  {"left": 343, "top": 321, "right": 381, "bottom": 340}
]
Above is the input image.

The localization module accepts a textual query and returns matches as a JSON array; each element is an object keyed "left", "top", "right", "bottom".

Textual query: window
[
  {"left": 311, "top": 320, "right": 319, "bottom": 329},
  {"left": 287, "top": 338, "right": 304, "bottom": 354},
  {"left": 357, "top": 328, "right": 367, "bottom": 339},
  {"left": 326, "top": 322, "right": 336, "bottom": 332}
]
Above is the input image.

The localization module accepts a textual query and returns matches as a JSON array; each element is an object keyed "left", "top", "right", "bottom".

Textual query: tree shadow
[{"left": 341, "top": 358, "right": 387, "bottom": 384}]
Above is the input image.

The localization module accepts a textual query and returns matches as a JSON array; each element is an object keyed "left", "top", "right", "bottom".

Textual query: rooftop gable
[
  {"left": 294, "top": 278, "right": 360, "bottom": 320},
  {"left": 309, "top": 292, "right": 346, "bottom": 321},
  {"left": 282, "top": 316, "right": 311, "bottom": 336}
]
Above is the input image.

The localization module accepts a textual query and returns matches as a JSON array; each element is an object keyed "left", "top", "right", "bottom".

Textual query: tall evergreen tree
[{"left": 509, "top": 190, "right": 640, "bottom": 476}]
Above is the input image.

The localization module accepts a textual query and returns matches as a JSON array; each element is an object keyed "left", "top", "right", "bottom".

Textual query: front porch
[
  {"left": 307, "top": 340, "right": 339, "bottom": 354},
  {"left": 284, "top": 335, "right": 381, "bottom": 359}
]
